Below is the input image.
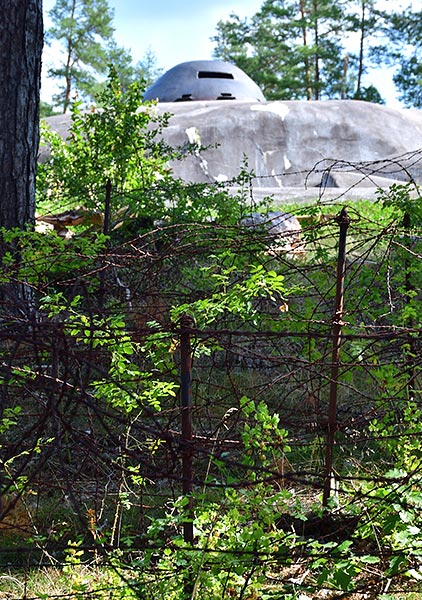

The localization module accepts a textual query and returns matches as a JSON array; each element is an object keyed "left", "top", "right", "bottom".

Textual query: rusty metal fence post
[
  {"left": 180, "top": 314, "right": 195, "bottom": 546},
  {"left": 322, "top": 207, "right": 350, "bottom": 508},
  {"left": 98, "top": 179, "right": 112, "bottom": 312},
  {"left": 103, "top": 178, "right": 112, "bottom": 237}
]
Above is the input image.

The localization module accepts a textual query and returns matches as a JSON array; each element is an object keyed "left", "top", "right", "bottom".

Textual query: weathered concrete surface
[
  {"left": 160, "top": 100, "right": 422, "bottom": 187},
  {"left": 240, "top": 211, "right": 302, "bottom": 254},
  {"left": 43, "top": 100, "right": 422, "bottom": 193}
]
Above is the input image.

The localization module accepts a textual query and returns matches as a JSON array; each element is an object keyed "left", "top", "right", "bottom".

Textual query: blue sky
[
  {"left": 41, "top": 0, "right": 402, "bottom": 108},
  {"left": 41, "top": 0, "right": 263, "bottom": 101},
  {"left": 106, "top": 0, "right": 263, "bottom": 67}
]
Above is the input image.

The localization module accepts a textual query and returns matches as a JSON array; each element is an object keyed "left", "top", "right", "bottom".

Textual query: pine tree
[
  {"left": 47, "top": 0, "right": 163, "bottom": 111},
  {"left": 212, "top": 0, "right": 383, "bottom": 102},
  {"left": 0, "top": 0, "right": 43, "bottom": 311},
  {"left": 347, "top": 0, "right": 385, "bottom": 103},
  {"left": 385, "top": 7, "right": 422, "bottom": 108},
  {"left": 0, "top": 0, "right": 43, "bottom": 230},
  {"left": 47, "top": 0, "right": 115, "bottom": 112}
]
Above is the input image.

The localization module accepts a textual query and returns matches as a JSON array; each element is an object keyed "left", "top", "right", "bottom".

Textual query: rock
[
  {"left": 240, "top": 211, "right": 302, "bottom": 254},
  {"left": 160, "top": 100, "right": 422, "bottom": 187},
  {"left": 42, "top": 100, "right": 422, "bottom": 193}
]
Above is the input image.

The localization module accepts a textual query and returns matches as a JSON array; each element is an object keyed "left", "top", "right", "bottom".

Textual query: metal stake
[
  {"left": 323, "top": 207, "right": 350, "bottom": 508},
  {"left": 180, "top": 314, "right": 194, "bottom": 545}
]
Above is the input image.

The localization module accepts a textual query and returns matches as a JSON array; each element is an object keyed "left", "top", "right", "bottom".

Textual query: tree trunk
[
  {"left": 0, "top": 1, "right": 43, "bottom": 518},
  {"left": 63, "top": 0, "right": 77, "bottom": 113},
  {"left": 0, "top": 0, "right": 43, "bottom": 231},
  {"left": 342, "top": 53, "right": 349, "bottom": 99},
  {"left": 356, "top": 0, "right": 366, "bottom": 97},
  {"left": 313, "top": 0, "right": 320, "bottom": 101},
  {"left": 299, "top": 0, "right": 313, "bottom": 101},
  {"left": 0, "top": 1, "right": 43, "bottom": 312}
]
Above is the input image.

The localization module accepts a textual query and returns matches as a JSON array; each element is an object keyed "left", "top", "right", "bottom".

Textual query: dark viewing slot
[{"left": 198, "top": 71, "right": 234, "bottom": 79}]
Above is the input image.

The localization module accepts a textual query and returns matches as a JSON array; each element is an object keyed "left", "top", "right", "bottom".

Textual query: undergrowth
[{"left": 0, "top": 70, "right": 421, "bottom": 599}]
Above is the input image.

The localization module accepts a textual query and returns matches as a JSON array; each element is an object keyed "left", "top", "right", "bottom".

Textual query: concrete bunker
[{"left": 143, "top": 60, "right": 266, "bottom": 103}]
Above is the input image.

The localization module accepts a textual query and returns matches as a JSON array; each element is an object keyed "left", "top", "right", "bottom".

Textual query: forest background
[
  {"left": 0, "top": 1, "right": 422, "bottom": 599},
  {"left": 40, "top": 0, "right": 422, "bottom": 114}
]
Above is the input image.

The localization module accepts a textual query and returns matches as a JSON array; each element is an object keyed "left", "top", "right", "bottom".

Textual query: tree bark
[
  {"left": 299, "top": 0, "right": 313, "bottom": 101},
  {"left": 0, "top": 1, "right": 43, "bottom": 314},
  {"left": 63, "top": 0, "right": 77, "bottom": 113},
  {"left": 0, "top": 0, "right": 43, "bottom": 230},
  {"left": 0, "top": 0, "right": 43, "bottom": 518},
  {"left": 0, "top": 1, "right": 43, "bottom": 517},
  {"left": 313, "top": 0, "right": 320, "bottom": 101},
  {"left": 356, "top": 0, "right": 366, "bottom": 96}
]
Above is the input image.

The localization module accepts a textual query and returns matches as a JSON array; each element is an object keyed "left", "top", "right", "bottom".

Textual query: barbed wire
[{"left": 1, "top": 153, "right": 422, "bottom": 598}]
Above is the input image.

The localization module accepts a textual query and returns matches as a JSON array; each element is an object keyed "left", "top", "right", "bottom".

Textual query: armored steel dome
[{"left": 143, "top": 60, "right": 266, "bottom": 103}]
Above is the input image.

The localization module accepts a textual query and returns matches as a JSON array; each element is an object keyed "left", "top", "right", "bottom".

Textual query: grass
[
  {"left": 1, "top": 563, "right": 422, "bottom": 599},
  {"left": 1, "top": 194, "right": 421, "bottom": 598},
  {"left": 0, "top": 565, "right": 114, "bottom": 599}
]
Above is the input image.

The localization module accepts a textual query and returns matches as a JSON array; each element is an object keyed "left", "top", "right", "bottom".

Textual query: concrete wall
[{"left": 43, "top": 99, "right": 422, "bottom": 200}]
